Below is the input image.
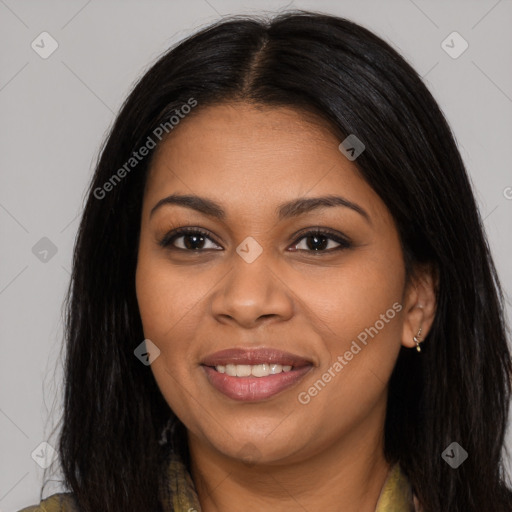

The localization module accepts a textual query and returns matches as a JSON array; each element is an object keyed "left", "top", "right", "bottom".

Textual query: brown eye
[
  {"left": 159, "top": 228, "right": 222, "bottom": 251},
  {"left": 290, "top": 229, "right": 352, "bottom": 253}
]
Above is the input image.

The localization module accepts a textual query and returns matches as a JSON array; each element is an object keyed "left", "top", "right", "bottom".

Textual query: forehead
[{"left": 143, "top": 102, "right": 384, "bottom": 223}]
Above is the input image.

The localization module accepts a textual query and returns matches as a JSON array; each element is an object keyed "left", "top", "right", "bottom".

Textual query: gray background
[{"left": 1, "top": 0, "right": 511, "bottom": 510}]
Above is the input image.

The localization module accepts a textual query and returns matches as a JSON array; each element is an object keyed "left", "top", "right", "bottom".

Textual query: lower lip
[{"left": 202, "top": 365, "right": 312, "bottom": 401}]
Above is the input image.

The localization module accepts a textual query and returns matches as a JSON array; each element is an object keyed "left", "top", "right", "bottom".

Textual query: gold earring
[{"left": 413, "top": 327, "right": 423, "bottom": 352}]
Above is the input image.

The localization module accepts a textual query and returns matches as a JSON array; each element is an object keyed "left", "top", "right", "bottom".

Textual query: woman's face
[{"left": 136, "top": 102, "right": 426, "bottom": 465}]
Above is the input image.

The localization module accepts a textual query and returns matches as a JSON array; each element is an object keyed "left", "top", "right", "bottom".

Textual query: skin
[{"left": 135, "top": 102, "right": 436, "bottom": 512}]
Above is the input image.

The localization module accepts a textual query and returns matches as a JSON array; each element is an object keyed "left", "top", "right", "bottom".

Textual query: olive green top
[{"left": 18, "top": 455, "right": 418, "bottom": 511}]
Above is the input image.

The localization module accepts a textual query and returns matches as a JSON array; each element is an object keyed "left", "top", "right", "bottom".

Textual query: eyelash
[{"left": 158, "top": 227, "right": 352, "bottom": 254}]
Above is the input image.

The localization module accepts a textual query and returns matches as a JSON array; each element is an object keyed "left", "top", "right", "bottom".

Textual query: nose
[{"left": 209, "top": 248, "right": 295, "bottom": 329}]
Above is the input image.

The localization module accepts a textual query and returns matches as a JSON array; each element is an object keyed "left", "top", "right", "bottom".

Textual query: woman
[{"left": 19, "top": 10, "right": 512, "bottom": 512}]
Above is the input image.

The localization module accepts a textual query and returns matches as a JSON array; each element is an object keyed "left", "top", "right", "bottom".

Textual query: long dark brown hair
[{"left": 47, "top": 10, "right": 512, "bottom": 511}]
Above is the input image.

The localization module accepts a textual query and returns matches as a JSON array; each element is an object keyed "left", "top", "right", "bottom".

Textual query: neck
[{"left": 188, "top": 409, "right": 391, "bottom": 512}]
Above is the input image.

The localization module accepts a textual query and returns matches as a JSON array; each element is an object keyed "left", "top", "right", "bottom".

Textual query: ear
[{"left": 401, "top": 263, "right": 438, "bottom": 350}]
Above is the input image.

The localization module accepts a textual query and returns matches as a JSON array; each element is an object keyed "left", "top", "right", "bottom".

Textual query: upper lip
[{"left": 201, "top": 348, "right": 313, "bottom": 368}]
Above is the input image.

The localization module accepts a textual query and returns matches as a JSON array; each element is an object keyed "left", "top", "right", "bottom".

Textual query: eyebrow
[{"left": 149, "top": 193, "right": 371, "bottom": 224}]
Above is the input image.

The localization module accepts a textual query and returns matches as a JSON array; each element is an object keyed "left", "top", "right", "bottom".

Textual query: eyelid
[
  {"left": 158, "top": 225, "right": 352, "bottom": 253},
  {"left": 290, "top": 226, "right": 351, "bottom": 248},
  {"left": 158, "top": 226, "right": 222, "bottom": 249}
]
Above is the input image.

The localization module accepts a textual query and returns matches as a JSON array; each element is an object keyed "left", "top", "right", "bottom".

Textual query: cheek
[
  {"left": 135, "top": 244, "right": 215, "bottom": 375},
  {"left": 135, "top": 249, "right": 194, "bottom": 397},
  {"left": 135, "top": 244, "right": 201, "bottom": 341},
  {"left": 135, "top": 258, "right": 170, "bottom": 340},
  {"left": 300, "top": 244, "right": 405, "bottom": 402},
  {"left": 303, "top": 247, "right": 404, "bottom": 339},
  {"left": 135, "top": 251, "right": 199, "bottom": 423},
  {"left": 328, "top": 265, "right": 403, "bottom": 337}
]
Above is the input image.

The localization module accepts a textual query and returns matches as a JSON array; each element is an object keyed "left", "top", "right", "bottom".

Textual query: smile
[
  {"left": 201, "top": 348, "right": 313, "bottom": 401},
  {"left": 215, "top": 363, "right": 293, "bottom": 377}
]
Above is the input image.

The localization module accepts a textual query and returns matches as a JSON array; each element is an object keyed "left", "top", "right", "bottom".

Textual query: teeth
[
  {"left": 225, "top": 364, "right": 237, "bottom": 376},
  {"left": 215, "top": 363, "right": 293, "bottom": 377},
  {"left": 269, "top": 364, "right": 283, "bottom": 374},
  {"left": 252, "top": 363, "right": 270, "bottom": 377},
  {"left": 236, "top": 365, "right": 252, "bottom": 377}
]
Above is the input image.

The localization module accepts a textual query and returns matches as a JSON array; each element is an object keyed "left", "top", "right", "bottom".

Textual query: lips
[
  {"left": 201, "top": 348, "right": 312, "bottom": 368},
  {"left": 201, "top": 348, "right": 313, "bottom": 401}
]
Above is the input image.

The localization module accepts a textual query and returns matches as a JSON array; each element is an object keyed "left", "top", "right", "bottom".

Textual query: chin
[{"left": 202, "top": 427, "right": 310, "bottom": 466}]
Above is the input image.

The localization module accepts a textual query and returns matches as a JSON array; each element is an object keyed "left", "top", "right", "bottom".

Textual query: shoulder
[{"left": 17, "top": 492, "right": 78, "bottom": 512}]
